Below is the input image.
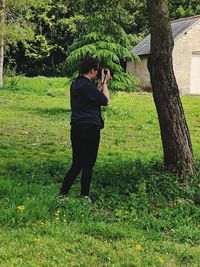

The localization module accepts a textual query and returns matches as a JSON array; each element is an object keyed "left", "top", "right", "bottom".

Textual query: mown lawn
[{"left": 0, "top": 76, "right": 200, "bottom": 267}]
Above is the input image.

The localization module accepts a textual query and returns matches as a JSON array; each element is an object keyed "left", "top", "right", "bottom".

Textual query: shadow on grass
[
  {"left": 36, "top": 107, "right": 71, "bottom": 115},
  {"left": 33, "top": 107, "right": 71, "bottom": 120},
  {"left": 3, "top": 157, "right": 200, "bottom": 205},
  {"left": 11, "top": 106, "right": 71, "bottom": 118},
  {"left": 1, "top": 157, "right": 200, "bottom": 242}
]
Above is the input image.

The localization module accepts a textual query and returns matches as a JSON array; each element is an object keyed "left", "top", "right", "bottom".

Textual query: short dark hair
[{"left": 78, "top": 56, "right": 99, "bottom": 74}]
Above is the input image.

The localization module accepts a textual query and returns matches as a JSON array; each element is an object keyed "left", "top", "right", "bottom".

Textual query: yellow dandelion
[
  {"left": 160, "top": 259, "right": 165, "bottom": 264},
  {"left": 134, "top": 244, "right": 142, "bottom": 252},
  {"left": 55, "top": 211, "right": 60, "bottom": 217},
  {"left": 17, "top": 205, "right": 25, "bottom": 213},
  {"left": 34, "top": 236, "right": 41, "bottom": 243},
  {"left": 55, "top": 214, "right": 59, "bottom": 217},
  {"left": 37, "top": 220, "right": 44, "bottom": 225}
]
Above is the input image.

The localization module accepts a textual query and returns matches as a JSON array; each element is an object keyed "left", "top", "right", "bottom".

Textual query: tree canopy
[{"left": 3, "top": 0, "right": 200, "bottom": 89}]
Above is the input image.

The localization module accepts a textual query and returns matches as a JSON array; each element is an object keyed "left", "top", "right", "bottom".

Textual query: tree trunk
[
  {"left": 146, "top": 0, "right": 195, "bottom": 175},
  {"left": 0, "top": 0, "right": 5, "bottom": 88}
]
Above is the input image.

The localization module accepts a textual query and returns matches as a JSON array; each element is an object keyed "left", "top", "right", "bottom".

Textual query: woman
[{"left": 59, "top": 56, "right": 111, "bottom": 203}]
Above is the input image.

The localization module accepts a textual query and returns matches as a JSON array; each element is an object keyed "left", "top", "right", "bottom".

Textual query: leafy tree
[
  {"left": 65, "top": 0, "right": 139, "bottom": 90},
  {"left": 6, "top": 0, "right": 86, "bottom": 76},
  {"left": 3, "top": 0, "right": 148, "bottom": 78},
  {"left": 15, "top": 0, "right": 84, "bottom": 76},
  {"left": 169, "top": 0, "right": 200, "bottom": 20},
  {"left": 0, "top": 0, "right": 41, "bottom": 87}
]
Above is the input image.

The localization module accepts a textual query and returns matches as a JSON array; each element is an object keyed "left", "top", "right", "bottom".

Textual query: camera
[{"left": 97, "top": 68, "right": 109, "bottom": 79}]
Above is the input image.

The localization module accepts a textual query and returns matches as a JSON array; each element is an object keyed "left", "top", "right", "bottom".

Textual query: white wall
[{"left": 127, "top": 19, "right": 200, "bottom": 95}]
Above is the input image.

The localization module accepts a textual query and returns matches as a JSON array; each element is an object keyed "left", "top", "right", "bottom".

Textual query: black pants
[{"left": 59, "top": 124, "right": 100, "bottom": 196}]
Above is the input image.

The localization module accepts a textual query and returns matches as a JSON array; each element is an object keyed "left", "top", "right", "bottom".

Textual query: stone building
[{"left": 127, "top": 16, "right": 200, "bottom": 95}]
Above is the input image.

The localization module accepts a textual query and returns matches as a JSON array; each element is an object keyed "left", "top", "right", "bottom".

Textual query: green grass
[{"left": 0, "top": 76, "right": 200, "bottom": 266}]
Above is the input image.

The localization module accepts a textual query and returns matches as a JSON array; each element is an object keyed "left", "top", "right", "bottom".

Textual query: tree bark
[
  {"left": 0, "top": 0, "right": 5, "bottom": 88},
  {"left": 146, "top": 0, "right": 195, "bottom": 175}
]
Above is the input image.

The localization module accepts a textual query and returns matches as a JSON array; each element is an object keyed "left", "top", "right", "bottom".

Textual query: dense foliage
[
  {"left": 169, "top": 0, "right": 200, "bottom": 19},
  {"left": 4, "top": 0, "right": 200, "bottom": 88},
  {"left": 65, "top": 1, "right": 141, "bottom": 90}
]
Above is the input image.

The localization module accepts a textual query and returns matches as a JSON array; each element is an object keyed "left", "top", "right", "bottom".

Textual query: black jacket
[{"left": 70, "top": 76, "right": 108, "bottom": 129}]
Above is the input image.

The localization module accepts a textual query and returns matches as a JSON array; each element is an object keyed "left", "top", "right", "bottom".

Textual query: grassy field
[{"left": 0, "top": 76, "right": 200, "bottom": 266}]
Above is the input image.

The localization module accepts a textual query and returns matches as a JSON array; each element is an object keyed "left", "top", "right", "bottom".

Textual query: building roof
[{"left": 132, "top": 16, "right": 200, "bottom": 56}]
